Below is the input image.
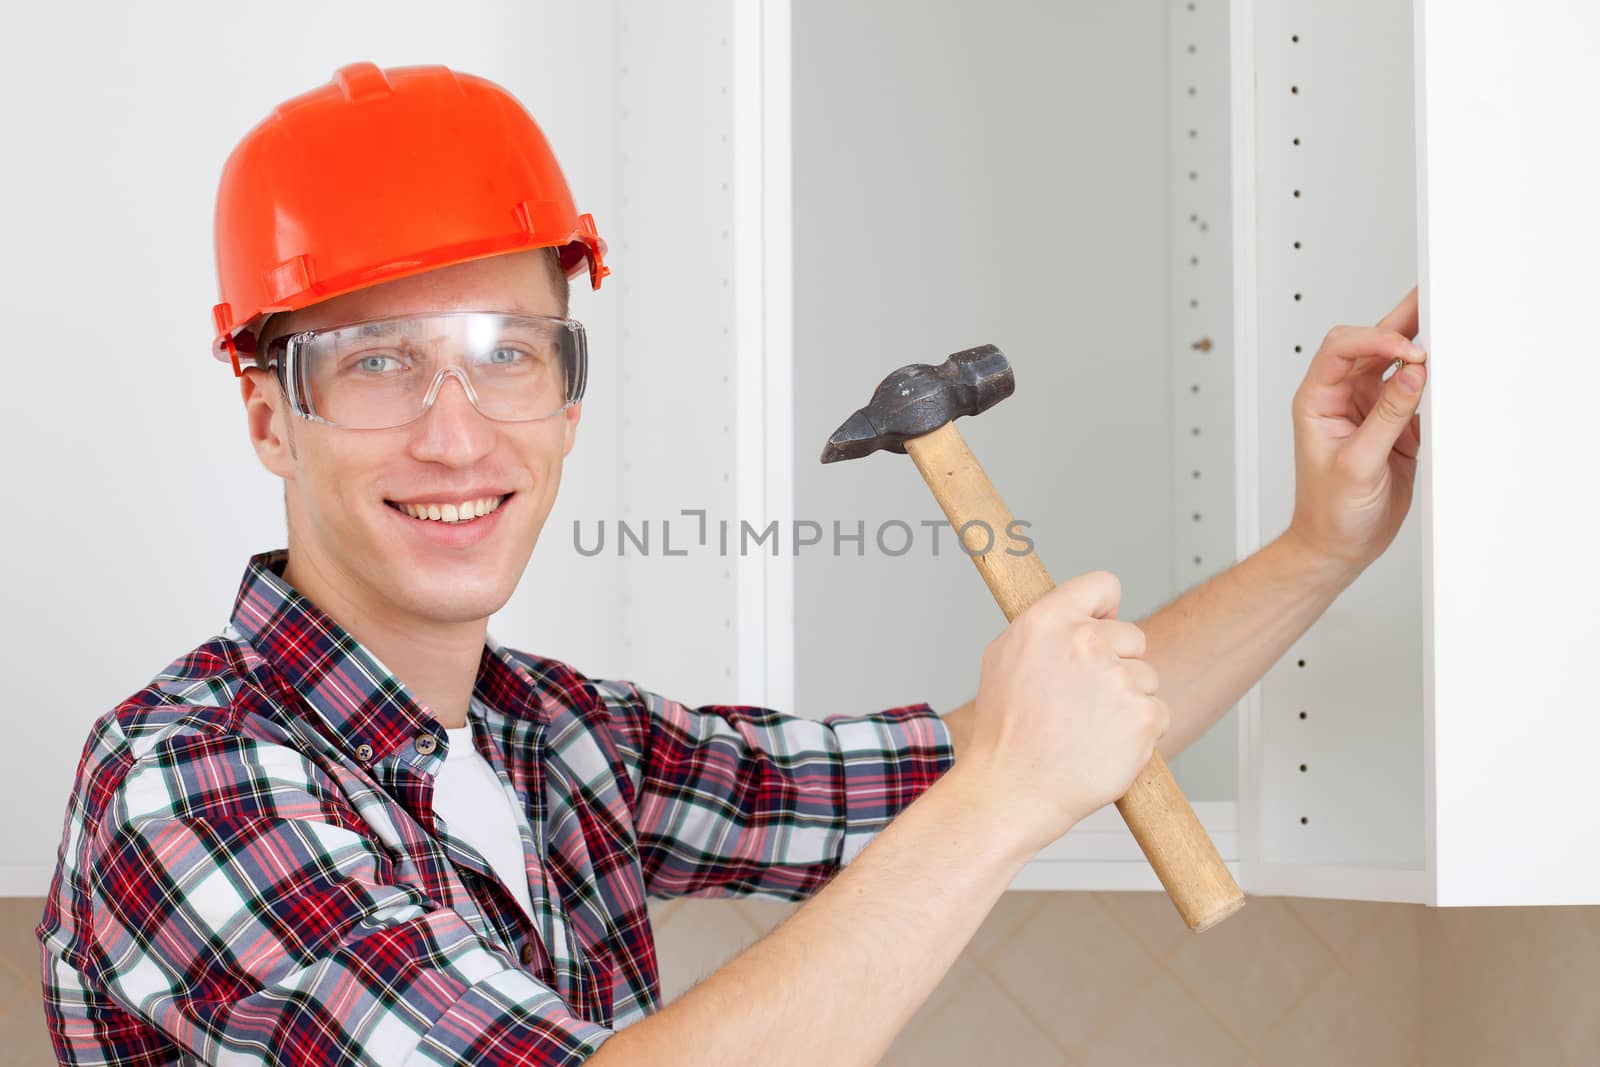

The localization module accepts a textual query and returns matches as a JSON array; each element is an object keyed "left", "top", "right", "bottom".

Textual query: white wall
[{"left": 0, "top": 0, "right": 624, "bottom": 892}]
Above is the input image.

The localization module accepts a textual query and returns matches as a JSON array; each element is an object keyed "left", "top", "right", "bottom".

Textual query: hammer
[{"left": 822, "top": 344, "right": 1244, "bottom": 932}]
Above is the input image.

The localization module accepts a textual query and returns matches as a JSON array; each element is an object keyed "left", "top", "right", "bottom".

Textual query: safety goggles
[{"left": 262, "top": 310, "right": 587, "bottom": 430}]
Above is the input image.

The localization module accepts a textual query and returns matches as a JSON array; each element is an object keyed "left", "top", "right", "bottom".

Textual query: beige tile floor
[
  {"left": 2, "top": 894, "right": 1595, "bottom": 1064},
  {"left": 651, "top": 892, "right": 1419, "bottom": 1066}
]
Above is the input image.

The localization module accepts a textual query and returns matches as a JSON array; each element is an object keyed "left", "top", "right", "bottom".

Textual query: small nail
[
  {"left": 1398, "top": 365, "right": 1424, "bottom": 393},
  {"left": 1404, "top": 342, "right": 1427, "bottom": 360}
]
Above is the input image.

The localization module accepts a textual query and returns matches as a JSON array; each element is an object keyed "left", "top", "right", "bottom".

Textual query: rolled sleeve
[
  {"left": 825, "top": 703, "right": 955, "bottom": 864},
  {"left": 405, "top": 963, "right": 611, "bottom": 1066},
  {"left": 592, "top": 680, "right": 955, "bottom": 900}
]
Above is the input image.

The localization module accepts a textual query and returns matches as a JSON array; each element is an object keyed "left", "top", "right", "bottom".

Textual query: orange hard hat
[{"left": 210, "top": 61, "right": 609, "bottom": 375}]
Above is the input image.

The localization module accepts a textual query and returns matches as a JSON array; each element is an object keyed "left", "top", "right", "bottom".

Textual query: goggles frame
[{"left": 260, "top": 309, "right": 588, "bottom": 431}]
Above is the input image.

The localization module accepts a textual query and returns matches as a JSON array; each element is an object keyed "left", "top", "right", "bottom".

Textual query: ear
[
  {"left": 239, "top": 367, "right": 298, "bottom": 478},
  {"left": 561, "top": 400, "right": 582, "bottom": 457}
]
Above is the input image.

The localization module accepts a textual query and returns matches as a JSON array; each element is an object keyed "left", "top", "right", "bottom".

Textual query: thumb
[{"left": 1345, "top": 361, "right": 1426, "bottom": 473}]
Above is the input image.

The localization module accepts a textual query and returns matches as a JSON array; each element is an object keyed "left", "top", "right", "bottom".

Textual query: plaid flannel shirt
[{"left": 38, "top": 549, "right": 953, "bottom": 1065}]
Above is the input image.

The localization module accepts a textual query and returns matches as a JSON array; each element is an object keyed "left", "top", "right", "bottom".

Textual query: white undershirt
[{"left": 432, "top": 725, "right": 537, "bottom": 923}]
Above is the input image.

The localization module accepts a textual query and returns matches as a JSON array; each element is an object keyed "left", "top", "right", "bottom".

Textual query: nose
[{"left": 407, "top": 367, "right": 497, "bottom": 463}]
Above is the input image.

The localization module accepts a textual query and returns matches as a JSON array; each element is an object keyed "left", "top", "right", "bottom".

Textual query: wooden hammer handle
[{"left": 905, "top": 422, "right": 1244, "bottom": 932}]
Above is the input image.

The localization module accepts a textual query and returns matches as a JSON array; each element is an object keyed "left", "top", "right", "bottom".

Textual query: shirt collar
[{"left": 227, "top": 548, "right": 548, "bottom": 765}]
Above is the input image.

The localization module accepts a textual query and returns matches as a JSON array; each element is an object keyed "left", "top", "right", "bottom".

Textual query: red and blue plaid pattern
[{"left": 38, "top": 548, "right": 953, "bottom": 1064}]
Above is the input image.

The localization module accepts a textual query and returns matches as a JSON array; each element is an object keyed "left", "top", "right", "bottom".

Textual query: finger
[
  {"left": 1055, "top": 570, "right": 1122, "bottom": 621},
  {"left": 1096, "top": 619, "right": 1148, "bottom": 660},
  {"left": 1379, "top": 365, "right": 1424, "bottom": 460},
  {"left": 1144, "top": 696, "right": 1172, "bottom": 741},
  {"left": 1119, "top": 658, "right": 1160, "bottom": 696},
  {"left": 1350, "top": 372, "right": 1422, "bottom": 462},
  {"left": 1345, "top": 359, "right": 1427, "bottom": 472},
  {"left": 1398, "top": 416, "right": 1421, "bottom": 462},
  {"left": 1304, "top": 325, "right": 1427, "bottom": 392},
  {"left": 1376, "top": 286, "right": 1420, "bottom": 338}
]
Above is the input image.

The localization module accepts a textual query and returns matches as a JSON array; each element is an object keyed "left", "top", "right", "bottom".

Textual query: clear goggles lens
[{"left": 265, "top": 311, "right": 587, "bottom": 430}]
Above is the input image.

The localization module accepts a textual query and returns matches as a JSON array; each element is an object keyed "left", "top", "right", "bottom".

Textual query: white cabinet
[
  {"left": 1236, "top": 0, "right": 1600, "bottom": 907},
  {"left": 1410, "top": 0, "right": 1600, "bottom": 905},
  {"left": 8, "top": 0, "right": 1592, "bottom": 908},
  {"left": 616, "top": 0, "right": 1600, "bottom": 906}
]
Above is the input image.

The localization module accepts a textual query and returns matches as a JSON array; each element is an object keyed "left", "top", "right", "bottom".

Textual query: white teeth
[{"left": 396, "top": 495, "right": 507, "bottom": 523}]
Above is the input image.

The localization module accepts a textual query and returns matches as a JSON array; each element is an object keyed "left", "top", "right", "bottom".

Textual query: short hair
[{"left": 540, "top": 244, "right": 573, "bottom": 316}]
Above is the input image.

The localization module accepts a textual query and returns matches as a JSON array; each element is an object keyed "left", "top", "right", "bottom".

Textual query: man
[{"left": 38, "top": 63, "right": 1427, "bottom": 1066}]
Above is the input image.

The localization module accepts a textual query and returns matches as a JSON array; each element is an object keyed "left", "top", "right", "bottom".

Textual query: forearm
[
  {"left": 591, "top": 766, "right": 1028, "bottom": 1067},
  {"left": 939, "top": 530, "right": 1355, "bottom": 763},
  {"left": 1140, "top": 528, "right": 1358, "bottom": 758}
]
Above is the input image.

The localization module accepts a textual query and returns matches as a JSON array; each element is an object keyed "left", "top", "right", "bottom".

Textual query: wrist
[
  {"left": 926, "top": 760, "right": 1055, "bottom": 877},
  {"left": 1278, "top": 523, "right": 1366, "bottom": 592}
]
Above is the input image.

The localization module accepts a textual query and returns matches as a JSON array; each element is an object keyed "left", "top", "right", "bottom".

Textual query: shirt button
[
  {"left": 354, "top": 743, "right": 374, "bottom": 762},
  {"left": 414, "top": 733, "right": 438, "bottom": 756},
  {"left": 520, "top": 943, "right": 537, "bottom": 967}
]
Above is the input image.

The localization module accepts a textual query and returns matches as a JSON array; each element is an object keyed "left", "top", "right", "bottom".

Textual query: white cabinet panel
[
  {"left": 1233, "top": 0, "right": 1428, "bottom": 899},
  {"left": 1416, "top": 0, "right": 1600, "bottom": 906}
]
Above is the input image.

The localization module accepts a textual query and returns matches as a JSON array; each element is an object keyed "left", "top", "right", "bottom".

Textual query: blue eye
[{"left": 488, "top": 347, "right": 524, "bottom": 364}]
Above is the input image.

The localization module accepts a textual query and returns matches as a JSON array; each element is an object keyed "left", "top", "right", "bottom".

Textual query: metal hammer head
[{"left": 820, "top": 344, "right": 1014, "bottom": 463}]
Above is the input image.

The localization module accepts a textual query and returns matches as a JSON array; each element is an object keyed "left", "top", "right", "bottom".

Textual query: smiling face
[{"left": 238, "top": 248, "right": 580, "bottom": 629}]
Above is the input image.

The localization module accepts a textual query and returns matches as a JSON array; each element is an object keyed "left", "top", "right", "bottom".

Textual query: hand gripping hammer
[{"left": 822, "top": 344, "right": 1245, "bottom": 932}]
